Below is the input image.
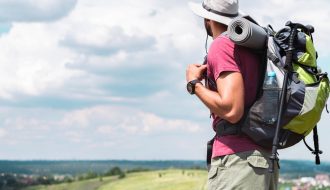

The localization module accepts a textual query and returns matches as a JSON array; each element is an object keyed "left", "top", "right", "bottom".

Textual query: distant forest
[{"left": 0, "top": 160, "right": 329, "bottom": 178}]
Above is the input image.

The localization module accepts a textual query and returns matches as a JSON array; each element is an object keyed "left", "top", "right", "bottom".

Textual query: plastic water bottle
[{"left": 263, "top": 71, "right": 279, "bottom": 125}]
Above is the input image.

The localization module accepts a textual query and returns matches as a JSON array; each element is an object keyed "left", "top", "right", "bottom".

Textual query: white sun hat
[{"left": 189, "top": 0, "right": 246, "bottom": 25}]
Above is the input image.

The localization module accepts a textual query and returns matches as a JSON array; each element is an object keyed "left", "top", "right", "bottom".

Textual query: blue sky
[{"left": 0, "top": 0, "right": 330, "bottom": 161}]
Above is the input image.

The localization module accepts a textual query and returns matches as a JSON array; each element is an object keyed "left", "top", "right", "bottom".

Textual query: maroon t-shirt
[{"left": 206, "top": 34, "right": 262, "bottom": 158}]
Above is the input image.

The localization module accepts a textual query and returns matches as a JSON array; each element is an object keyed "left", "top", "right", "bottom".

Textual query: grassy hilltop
[
  {"left": 19, "top": 168, "right": 330, "bottom": 190},
  {"left": 25, "top": 169, "right": 208, "bottom": 190}
]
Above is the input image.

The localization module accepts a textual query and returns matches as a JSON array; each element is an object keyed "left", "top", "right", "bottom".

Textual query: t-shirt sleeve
[{"left": 208, "top": 36, "right": 240, "bottom": 80}]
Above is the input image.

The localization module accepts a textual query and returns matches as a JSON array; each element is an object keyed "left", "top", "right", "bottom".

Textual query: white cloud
[
  {"left": 115, "top": 112, "right": 203, "bottom": 134},
  {"left": 0, "top": 128, "right": 6, "bottom": 138},
  {"left": 65, "top": 131, "right": 90, "bottom": 143},
  {"left": 3, "top": 117, "right": 50, "bottom": 131},
  {"left": 96, "top": 125, "right": 114, "bottom": 135},
  {"left": 60, "top": 106, "right": 202, "bottom": 134},
  {"left": 240, "top": 0, "right": 330, "bottom": 57},
  {"left": 61, "top": 25, "right": 156, "bottom": 56},
  {"left": 0, "top": 0, "right": 204, "bottom": 101},
  {"left": 0, "top": 105, "right": 208, "bottom": 159},
  {"left": 0, "top": 22, "right": 83, "bottom": 99}
]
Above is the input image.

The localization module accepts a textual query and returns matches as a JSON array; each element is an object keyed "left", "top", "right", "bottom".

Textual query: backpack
[{"left": 209, "top": 19, "right": 330, "bottom": 172}]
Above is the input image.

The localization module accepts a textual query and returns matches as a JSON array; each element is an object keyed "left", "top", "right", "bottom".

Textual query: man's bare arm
[{"left": 195, "top": 71, "right": 244, "bottom": 123}]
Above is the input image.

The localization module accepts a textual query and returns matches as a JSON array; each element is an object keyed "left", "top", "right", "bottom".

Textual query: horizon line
[{"left": 0, "top": 159, "right": 327, "bottom": 163}]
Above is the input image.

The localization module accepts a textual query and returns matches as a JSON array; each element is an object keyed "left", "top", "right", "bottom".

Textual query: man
[{"left": 186, "top": 0, "right": 278, "bottom": 189}]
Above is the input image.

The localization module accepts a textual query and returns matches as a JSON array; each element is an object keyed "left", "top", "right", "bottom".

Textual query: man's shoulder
[
  {"left": 211, "top": 35, "right": 258, "bottom": 59},
  {"left": 209, "top": 35, "right": 235, "bottom": 57},
  {"left": 212, "top": 35, "right": 234, "bottom": 48}
]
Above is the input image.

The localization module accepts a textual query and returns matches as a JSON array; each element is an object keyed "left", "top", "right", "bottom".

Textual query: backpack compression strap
[
  {"left": 214, "top": 107, "right": 250, "bottom": 137},
  {"left": 214, "top": 120, "right": 242, "bottom": 136},
  {"left": 303, "top": 126, "right": 322, "bottom": 165}
]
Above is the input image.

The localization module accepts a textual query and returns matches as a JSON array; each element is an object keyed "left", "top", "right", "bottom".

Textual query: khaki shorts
[{"left": 208, "top": 150, "right": 279, "bottom": 190}]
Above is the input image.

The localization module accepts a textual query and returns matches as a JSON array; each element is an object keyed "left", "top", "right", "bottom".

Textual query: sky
[{"left": 0, "top": 0, "right": 330, "bottom": 161}]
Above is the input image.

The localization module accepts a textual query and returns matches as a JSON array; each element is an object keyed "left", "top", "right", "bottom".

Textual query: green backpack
[{"left": 239, "top": 22, "right": 330, "bottom": 171}]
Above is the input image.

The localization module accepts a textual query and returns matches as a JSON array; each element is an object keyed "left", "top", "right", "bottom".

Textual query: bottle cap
[{"left": 268, "top": 71, "right": 276, "bottom": 77}]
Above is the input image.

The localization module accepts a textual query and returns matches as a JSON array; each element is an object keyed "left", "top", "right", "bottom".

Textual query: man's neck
[
  {"left": 210, "top": 21, "right": 227, "bottom": 39},
  {"left": 212, "top": 29, "right": 226, "bottom": 39}
]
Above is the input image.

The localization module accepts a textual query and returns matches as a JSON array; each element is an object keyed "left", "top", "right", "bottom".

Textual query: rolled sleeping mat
[{"left": 228, "top": 17, "right": 268, "bottom": 50}]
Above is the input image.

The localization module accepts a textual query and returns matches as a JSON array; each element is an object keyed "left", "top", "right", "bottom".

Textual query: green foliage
[
  {"left": 63, "top": 176, "right": 73, "bottom": 183},
  {"left": 36, "top": 176, "right": 56, "bottom": 185},
  {"left": 126, "top": 167, "right": 150, "bottom": 173},
  {"left": 77, "top": 171, "right": 99, "bottom": 181},
  {"left": 85, "top": 171, "right": 98, "bottom": 179},
  {"left": 118, "top": 173, "right": 126, "bottom": 179},
  {"left": 104, "top": 167, "right": 124, "bottom": 177}
]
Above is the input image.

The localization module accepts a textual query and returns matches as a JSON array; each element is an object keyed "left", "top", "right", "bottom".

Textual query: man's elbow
[{"left": 225, "top": 108, "right": 244, "bottom": 124}]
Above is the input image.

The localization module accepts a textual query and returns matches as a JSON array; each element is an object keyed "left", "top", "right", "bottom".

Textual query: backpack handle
[{"left": 286, "top": 21, "right": 314, "bottom": 34}]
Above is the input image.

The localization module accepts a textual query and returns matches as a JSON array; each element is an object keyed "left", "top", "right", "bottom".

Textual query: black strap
[
  {"left": 313, "top": 126, "right": 322, "bottom": 165},
  {"left": 303, "top": 138, "right": 314, "bottom": 152},
  {"left": 214, "top": 120, "right": 241, "bottom": 136},
  {"left": 202, "top": 3, "right": 239, "bottom": 18},
  {"left": 206, "top": 136, "right": 215, "bottom": 170},
  {"left": 214, "top": 107, "right": 251, "bottom": 137},
  {"left": 303, "top": 126, "right": 322, "bottom": 165},
  {"left": 256, "top": 42, "right": 269, "bottom": 99}
]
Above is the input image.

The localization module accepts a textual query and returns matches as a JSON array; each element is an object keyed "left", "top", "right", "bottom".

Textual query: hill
[
  {"left": 24, "top": 169, "right": 208, "bottom": 190},
  {"left": 1, "top": 160, "right": 329, "bottom": 178},
  {"left": 0, "top": 160, "right": 204, "bottom": 175}
]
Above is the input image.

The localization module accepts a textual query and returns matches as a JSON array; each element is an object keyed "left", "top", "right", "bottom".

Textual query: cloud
[
  {"left": 96, "top": 125, "right": 114, "bottom": 135},
  {"left": 0, "top": 0, "right": 77, "bottom": 22},
  {"left": 0, "top": 21, "right": 85, "bottom": 100},
  {"left": 0, "top": 0, "right": 204, "bottom": 104},
  {"left": 0, "top": 106, "right": 209, "bottom": 159},
  {"left": 61, "top": 25, "right": 156, "bottom": 56},
  {"left": 59, "top": 106, "right": 202, "bottom": 134},
  {"left": 0, "top": 128, "right": 6, "bottom": 138},
  {"left": 240, "top": 0, "right": 330, "bottom": 57},
  {"left": 64, "top": 131, "right": 90, "bottom": 143},
  {"left": 0, "top": 106, "right": 204, "bottom": 142},
  {"left": 118, "top": 112, "right": 202, "bottom": 134},
  {"left": 3, "top": 117, "right": 50, "bottom": 131}
]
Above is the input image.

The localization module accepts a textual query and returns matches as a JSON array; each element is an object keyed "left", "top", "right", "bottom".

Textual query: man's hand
[{"left": 186, "top": 64, "right": 207, "bottom": 82}]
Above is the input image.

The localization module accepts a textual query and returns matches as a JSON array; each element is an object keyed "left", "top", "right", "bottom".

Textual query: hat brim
[{"left": 189, "top": 2, "right": 246, "bottom": 25}]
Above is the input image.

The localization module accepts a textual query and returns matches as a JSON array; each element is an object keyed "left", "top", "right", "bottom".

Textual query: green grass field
[
  {"left": 24, "top": 169, "right": 208, "bottom": 190},
  {"left": 23, "top": 169, "right": 302, "bottom": 190},
  {"left": 24, "top": 176, "right": 118, "bottom": 190}
]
